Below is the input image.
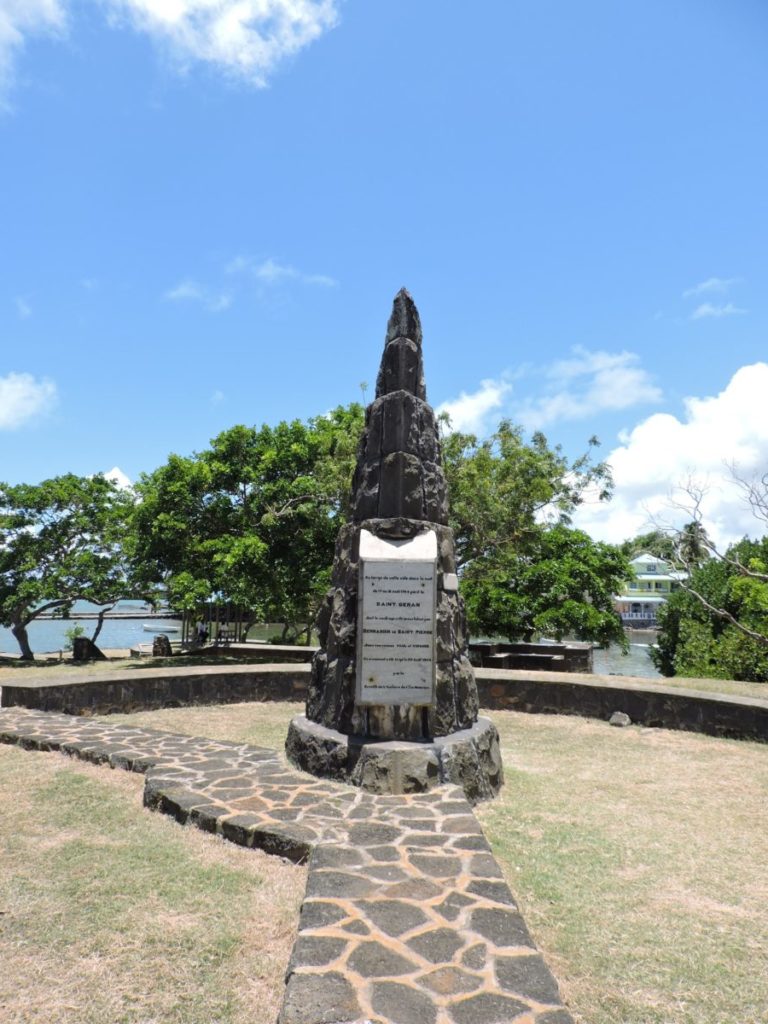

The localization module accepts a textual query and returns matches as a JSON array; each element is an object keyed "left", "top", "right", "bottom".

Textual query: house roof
[
  {"left": 630, "top": 552, "right": 671, "bottom": 566},
  {"left": 628, "top": 552, "right": 687, "bottom": 582}
]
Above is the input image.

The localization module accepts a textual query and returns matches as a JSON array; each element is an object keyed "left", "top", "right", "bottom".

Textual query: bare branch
[
  {"left": 724, "top": 459, "right": 768, "bottom": 527},
  {"left": 262, "top": 494, "right": 322, "bottom": 520},
  {"left": 678, "top": 579, "right": 768, "bottom": 648}
]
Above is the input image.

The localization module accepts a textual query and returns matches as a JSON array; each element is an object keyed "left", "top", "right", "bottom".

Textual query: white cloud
[
  {"left": 227, "top": 255, "right": 337, "bottom": 287},
  {"left": 0, "top": 0, "right": 66, "bottom": 109},
  {"left": 516, "top": 346, "right": 662, "bottom": 431},
  {"left": 253, "top": 257, "right": 297, "bottom": 283},
  {"left": 104, "top": 465, "right": 132, "bottom": 489},
  {"left": 302, "top": 272, "right": 337, "bottom": 287},
  {"left": 436, "top": 378, "right": 511, "bottom": 436},
  {"left": 683, "top": 276, "right": 738, "bottom": 298},
  {"left": 164, "top": 279, "right": 232, "bottom": 312},
  {"left": 2, "top": 1, "right": 338, "bottom": 107},
  {"left": 691, "top": 302, "right": 747, "bottom": 320},
  {"left": 102, "top": 0, "right": 340, "bottom": 85},
  {"left": 0, "top": 371, "right": 57, "bottom": 428},
  {"left": 573, "top": 363, "right": 768, "bottom": 550}
]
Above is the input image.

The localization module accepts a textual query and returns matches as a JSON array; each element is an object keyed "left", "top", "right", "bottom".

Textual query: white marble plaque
[{"left": 356, "top": 529, "right": 437, "bottom": 706}]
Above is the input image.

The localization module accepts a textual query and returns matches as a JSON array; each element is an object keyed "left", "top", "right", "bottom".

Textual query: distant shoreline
[{"left": 33, "top": 611, "right": 181, "bottom": 621}]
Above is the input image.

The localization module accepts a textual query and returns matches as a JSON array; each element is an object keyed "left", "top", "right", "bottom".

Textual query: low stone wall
[
  {"left": 1, "top": 663, "right": 766, "bottom": 743},
  {"left": 192, "top": 643, "right": 318, "bottom": 662},
  {"left": 0, "top": 663, "right": 308, "bottom": 716},
  {"left": 476, "top": 670, "right": 768, "bottom": 743},
  {"left": 469, "top": 641, "right": 593, "bottom": 673}
]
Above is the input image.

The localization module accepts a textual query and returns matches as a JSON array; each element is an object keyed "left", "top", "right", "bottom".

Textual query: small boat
[{"left": 142, "top": 624, "right": 180, "bottom": 633}]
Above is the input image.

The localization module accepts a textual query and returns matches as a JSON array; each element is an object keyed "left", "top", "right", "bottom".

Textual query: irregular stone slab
[
  {"left": 371, "top": 981, "right": 438, "bottom": 1024},
  {"left": 406, "top": 927, "right": 465, "bottom": 964},
  {"left": 305, "top": 869, "right": 379, "bottom": 900},
  {"left": 355, "top": 899, "right": 429, "bottom": 937},
  {"left": 470, "top": 908, "right": 535, "bottom": 949},
  {"left": 289, "top": 935, "right": 349, "bottom": 970},
  {"left": 280, "top": 971, "right": 361, "bottom": 1024},
  {"left": 495, "top": 954, "right": 564, "bottom": 1004},
  {"left": 420, "top": 966, "right": 484, "bottom": 996},
  {"left": 449, "top": 991, "right": 530, "bottom": 1024},
  {"left": 347, "top": 940, "right": 418, "bottom": 978}
]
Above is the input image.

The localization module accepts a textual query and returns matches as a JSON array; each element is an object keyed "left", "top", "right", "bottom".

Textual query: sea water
[
  {"left": 0, "top": 601, "right": 181, "bottom": 656},
  {"left": 592, "top": 631, "right": 660, "bottom": 678},
  {"left": 0, "top": 608, "right": 662, "bottom": 678}
]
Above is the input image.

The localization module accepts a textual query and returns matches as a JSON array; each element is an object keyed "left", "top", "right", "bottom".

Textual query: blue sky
[{"left": 2, "top": 1, "right": 768, "bottom": 548}]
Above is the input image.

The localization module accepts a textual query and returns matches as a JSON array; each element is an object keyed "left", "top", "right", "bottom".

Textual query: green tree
[
  {"left": 461, "top": 524, "right": 632, "bottom": 647},
  {"left": 620, "top": 529, "right": 678, "bottom": 562},
  {"left": 678, "top": 520, "right": 710, "bottom": 567},
  {"left": 0, "top": 474, "right": 136, "bottom": 660},
  {"left": 132, "top": 405, "right": 365, "bottom": 643},
  {"left": 442, "top": 421, "right": 629, "bottom": 648},
  {"left": 621, "top": 522, "right": 710, "bottom": 567},
  {"left": 652, "top": 538, "right": 768, "bottom": 680}
]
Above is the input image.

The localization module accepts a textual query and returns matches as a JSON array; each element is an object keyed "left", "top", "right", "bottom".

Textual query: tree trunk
[
  {"left": 90, "top": 605, "right": 114, "bottom": 646},
  {"left": 11, "top": 621, "right": 34, "bottom": 661}
]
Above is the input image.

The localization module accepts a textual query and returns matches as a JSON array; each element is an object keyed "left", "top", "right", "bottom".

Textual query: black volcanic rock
[
  {"left": 375, "top": 288, "right": 427, "bottom": 400},
  {"left": 305, "top": 289, "right": 479, "bottom": 740}
]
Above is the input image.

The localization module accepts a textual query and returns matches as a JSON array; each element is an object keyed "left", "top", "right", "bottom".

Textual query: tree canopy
[
  {"left": 1, "top": 408, "right": 636, "bottom": 658},
  {"left": 442, "top": 421, "right": 630, "bottom": 647},
  {"left": 652, "top": 536, "right": 768, "bottom": 680},
  {"left": 0, "top": 474, "right": 136, "bottom": 659},
  {"left": 132, "top": 404, "right": 365, "bottom": 642},
  {"left": 620, "top": 529, "right": 678, "bottom": 562}
]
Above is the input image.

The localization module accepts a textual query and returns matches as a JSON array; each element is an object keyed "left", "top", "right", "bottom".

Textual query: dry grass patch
[
  {"left": 479, "top": 711, "right": 768, "bottom": 1024},
  {"left": 613, "top": 671, "right": 768, "bottom": 702},
  {"left": 0, "top": 744, "right": 305, "bottom": 1024},
  {"left": 106, "top": 700, "right": 301, "bottom": 752},
  {"left": 106, "top": 701, "right": 768, "bottom": 1024},
  {"left": 0, "top": 653, "right": 272, "bottom": 683}
]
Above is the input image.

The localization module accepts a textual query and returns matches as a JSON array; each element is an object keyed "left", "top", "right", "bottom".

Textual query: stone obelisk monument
[{"left": 286, "top": 290, "right": 502, "bottom": 802}]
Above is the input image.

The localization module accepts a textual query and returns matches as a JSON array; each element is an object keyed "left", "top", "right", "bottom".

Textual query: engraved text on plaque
[{"left": 356, "top": 529, "right": 437, "bottom": 706}]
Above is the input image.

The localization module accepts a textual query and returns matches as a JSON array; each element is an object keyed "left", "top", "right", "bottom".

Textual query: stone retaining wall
[
  {"left": 0, "top": 663, "right": 307, "bottom": 715},
  {"left": 1, "top": 663, "right": 766, "bottom": 742},
  {"left": 475, "top": 670, "right": 768, "bottom": 743}
]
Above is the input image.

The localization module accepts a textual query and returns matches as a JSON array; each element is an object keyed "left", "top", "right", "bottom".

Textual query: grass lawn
[
  {"left": 0, "top": 652, "right": 289, "bottom": 680},
  {"left": 601, "top": 671, "right": 768, "bottom": 702},
  {"left": 0, "top": 740, "right": 306, "bottom": 1024},
  {"left": 101, "top": 701, "right": 768, "bottom": 1024},
  {"left": 481, "top": 710, "right": 768, "bottom": 1024}
]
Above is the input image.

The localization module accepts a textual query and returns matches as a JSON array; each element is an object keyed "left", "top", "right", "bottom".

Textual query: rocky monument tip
[
  {"left": 376, "top": 288, "right": 426, "bottom": 401},
  {"left": 286, "top": 290, "right": 503, "bottom": 802}
]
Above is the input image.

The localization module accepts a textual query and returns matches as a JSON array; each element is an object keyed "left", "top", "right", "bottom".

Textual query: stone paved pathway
[{"left": 0, "top": 708, "right": 574, "bottom": 1024}]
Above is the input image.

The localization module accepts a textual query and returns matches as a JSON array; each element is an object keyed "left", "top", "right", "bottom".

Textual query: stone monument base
[{"left": 285, "top": 715, "right": 503, "bottom": 804}]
